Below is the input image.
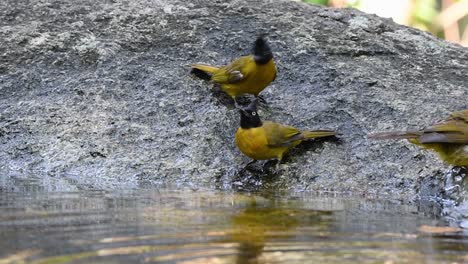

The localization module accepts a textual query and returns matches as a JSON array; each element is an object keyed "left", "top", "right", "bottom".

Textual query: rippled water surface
[{"left": 1, "top": 188, "right": 467, "bottom": 264}]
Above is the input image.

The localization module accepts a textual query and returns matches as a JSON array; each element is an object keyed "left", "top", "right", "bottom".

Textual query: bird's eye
[{"left": 252, "top": 112, "right": 256, "bottom": 116}]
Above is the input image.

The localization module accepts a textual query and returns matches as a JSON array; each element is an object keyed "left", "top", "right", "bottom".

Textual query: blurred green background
[{"left": 302, "top": 0, "right": 468, "bottom": 47}]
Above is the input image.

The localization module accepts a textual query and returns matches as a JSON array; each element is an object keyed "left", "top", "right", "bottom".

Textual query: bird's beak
[
  {"left": 246, "top": 98, "right": 258, "bottom": 112},
  {"left": 237, "top": 98, "right": 259, "bottom": 115},
  {"left": 240, "top": 109, "right": 250, "bottom": 117}
]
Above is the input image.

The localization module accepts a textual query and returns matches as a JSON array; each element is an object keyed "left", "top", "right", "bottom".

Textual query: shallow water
[{"left": 0, "top": 188, "right": 467, "bottom": 264}]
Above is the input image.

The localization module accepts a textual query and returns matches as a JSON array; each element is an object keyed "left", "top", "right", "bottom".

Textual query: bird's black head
[
  {"left": 239, "top": 99, "right": 262, "bottom": 129},
  {"left": 253, "top": 36, "right": 273, "bottom": 65}
]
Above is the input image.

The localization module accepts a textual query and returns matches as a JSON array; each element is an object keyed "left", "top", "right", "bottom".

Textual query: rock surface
[{"left": 0, "top": 0, "right": 467, "bottom": 208}]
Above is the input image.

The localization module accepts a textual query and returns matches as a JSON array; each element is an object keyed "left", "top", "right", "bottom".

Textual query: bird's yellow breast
[
  {"left": 235, "top": 127, "right": 287, "bottom": 161},
  {"left": 448, "top": 145, "right": 468, "bottom": 166}
]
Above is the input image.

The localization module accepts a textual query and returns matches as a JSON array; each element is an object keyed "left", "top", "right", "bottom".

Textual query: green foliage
[
  {"left": 412, "top": 0, "right": 438, "bottom": 26},
  {"left": 303, "top": 0, "right": 329, "bottom": 5},
  {"left": 302, "top": 0, "right": 466, "bottom": 44}
]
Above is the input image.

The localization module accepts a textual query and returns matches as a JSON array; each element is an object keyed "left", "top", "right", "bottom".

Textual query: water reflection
[
  {"left": 231, "top": 199, "right": 306, "bottom": 264},
  {"left": 0, "top": 189, "right": 466, "bottom": 264}
]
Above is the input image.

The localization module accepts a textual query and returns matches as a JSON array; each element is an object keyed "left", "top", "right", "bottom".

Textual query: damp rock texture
[{"left": 1, "top": 0, "right": 467, "bottom": 200}]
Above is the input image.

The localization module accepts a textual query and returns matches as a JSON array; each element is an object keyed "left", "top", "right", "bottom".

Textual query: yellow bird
[
  {"left": 235, "top": 99, "right": 336, "bottom": 166},
  {"left": 368, "top": 110, "right": 468, "bottom": 167},
  {"left": 191, "top": 36, "right": 277, "bottom": 102}
]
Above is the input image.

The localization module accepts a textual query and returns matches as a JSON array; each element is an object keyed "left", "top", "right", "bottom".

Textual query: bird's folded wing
[
  {"left": 421, "top": 112, "right": 468, "bottom": 143},
  {"left": 451, "top": 110, "right": 468, "bottom": 122},
  {"left": 263, "top": 121, "right": 303, "bottom": 148},
  {"left": 211, "top": 57, "right": 249, "bottom": 84}
]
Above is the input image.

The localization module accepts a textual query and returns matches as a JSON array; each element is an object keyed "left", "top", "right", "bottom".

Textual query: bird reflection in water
[{"left": 229, "top": 197, "right": 328, "bottom": 264}]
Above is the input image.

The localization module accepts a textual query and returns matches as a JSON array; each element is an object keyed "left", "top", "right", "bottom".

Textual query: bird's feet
[
  {"left": 260, "top": 159, "right": 282, "bottom": 174},
  {"left": 244, "top": 159, "right": 258, "bottom": 170},
  {"left": 242, "top": 160, "right": 271, "bottom": 174},
  {"left": 241, "top": 159, "right": 284, "bottom": 175}
]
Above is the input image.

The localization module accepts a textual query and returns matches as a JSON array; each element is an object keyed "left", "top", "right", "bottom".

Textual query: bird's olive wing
[
  {"left": 451, "top": 109, "right": 468, "bottom": 122},
  {"left": 211, "top": 56, "right": 250, "bottom": 84},
  {"left": 420, "top": 110, "right": 468, "bottom": 144},
  {"left": 263, "top": 121, "right": 303, "bottom": 148}
]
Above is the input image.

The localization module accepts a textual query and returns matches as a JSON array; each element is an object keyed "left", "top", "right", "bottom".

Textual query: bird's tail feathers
[
  {"left": 191, "top": 64, "right": 219, "bottom": 80},
  {"left": 302, "top": 130, "right": 336, "bottom": 139},
  {"left": 368, "top": 131, "right": 421, "bottom": 140}
]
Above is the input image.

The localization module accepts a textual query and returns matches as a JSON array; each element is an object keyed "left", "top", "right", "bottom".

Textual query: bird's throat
[
  {"left": 240, "top": 113, "right": 262, "bottom": 129},
  {"left": 254, "top": 54, "right": 273, "bottom": 65}
]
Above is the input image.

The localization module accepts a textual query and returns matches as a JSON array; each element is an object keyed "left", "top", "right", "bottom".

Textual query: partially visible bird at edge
[{"left": 368, "top": 109, "right": 468, "bottom": 167}]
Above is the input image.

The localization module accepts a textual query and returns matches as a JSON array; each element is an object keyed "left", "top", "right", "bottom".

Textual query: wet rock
[
  {"left": 0, "top": 0, "right": 467, "bottom": 213},
  {"left": 460, "top": 220, "right": 468, "bottom": 229}
]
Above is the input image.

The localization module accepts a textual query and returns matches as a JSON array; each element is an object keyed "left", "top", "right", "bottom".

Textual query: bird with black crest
[
  {"left": 235, "top": 99, "right": 337, "bottom": 168},
  {"left": 191, "top": 35, "right": 277, "bottom": 106}
]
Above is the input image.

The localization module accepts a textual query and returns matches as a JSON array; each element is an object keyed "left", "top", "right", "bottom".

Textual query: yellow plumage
[
  {"left": 191, "top": 37, "right": 277, "bottom": 99},
  {"left": 236, "top": 121, "right": 336, "bottom": 162}
]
